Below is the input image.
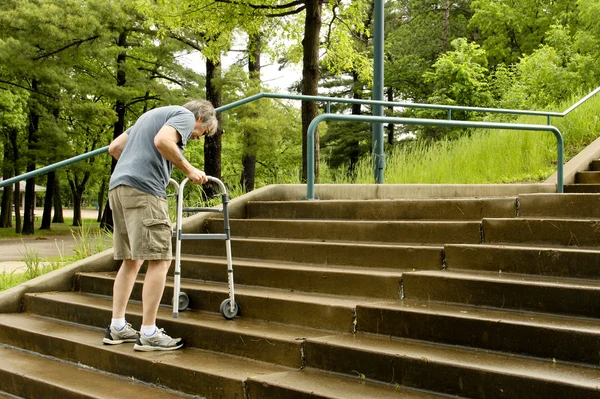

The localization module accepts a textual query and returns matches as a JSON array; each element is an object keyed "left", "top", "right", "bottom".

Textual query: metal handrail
[
  {"left": 217, "top": 86, "right": 600, "bottom": 119},
  {"left": 0, "top": 86, "right": 594, "bottom": 191},
  {"left": 306, "top": 114, "right": 564, "bottom": 200}
]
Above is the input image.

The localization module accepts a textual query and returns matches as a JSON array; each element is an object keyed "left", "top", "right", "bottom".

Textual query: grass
[
  {"left": 0, "top": 216, "right": 110, "bottom": 291},
  {"left": 0, "top": 216, "right": 102, "bottom": 239},
  {"left": 0, "top": 243, "right": 68, "bottom": 291},
  {"left": 322, "top": 92, "right": 600, "bottom": 184}
]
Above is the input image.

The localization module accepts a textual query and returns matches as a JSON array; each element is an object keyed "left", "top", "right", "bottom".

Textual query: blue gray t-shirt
[{"left": 109, "top": 106, "right": 195, "bottom": 197}]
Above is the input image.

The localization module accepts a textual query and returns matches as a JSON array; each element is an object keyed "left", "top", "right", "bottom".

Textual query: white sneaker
[
  {"left": 103, "top": 323, "right": 139, "bottom": 345},
  {"left": 133, "top": 328, "right": 184, "bottom": 352}
]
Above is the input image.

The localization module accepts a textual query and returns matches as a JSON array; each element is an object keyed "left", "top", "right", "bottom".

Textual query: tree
[
  {"left": 470, "top": 0, "right": 576, "bottom": 66},
  {"left": 0, "top": 89, "right": 27, "bottom": 229},
  {"left": 239, "top": 33, "right": 263, "bottom": 192},
  {"left": 384, "top": 0, "right": 473, "bottom": 103}
]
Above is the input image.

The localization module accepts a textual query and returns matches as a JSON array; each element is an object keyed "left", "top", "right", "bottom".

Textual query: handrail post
[
  {"left": 307, "top": 118, "right": 318, "bottom": 200},
  {"left": 372, "top": 0, "right": 385, "bottom": 184}
]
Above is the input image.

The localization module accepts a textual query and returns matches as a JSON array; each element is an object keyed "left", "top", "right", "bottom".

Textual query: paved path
[
  {"left": 0, "top": 209, "right": 106, "bottom": 274},
  {"left": 0, "top": 236, "right": 79, "bottom": 274}
]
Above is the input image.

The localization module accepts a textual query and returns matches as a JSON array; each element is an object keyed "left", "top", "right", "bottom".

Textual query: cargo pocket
[{"left": 142, "top": 218, "right": 172, "bottom": 254}]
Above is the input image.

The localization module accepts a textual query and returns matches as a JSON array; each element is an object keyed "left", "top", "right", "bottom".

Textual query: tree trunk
[
  {"left": 101, "top": 29, "right": 128, "bottom": 231},
  {"left": 52, "top": 176, "right": 64, "bottom": 223},
  {"left": 0, "top": 131, "right": 14, "bottom": 227},
  {"left": 69, "top": 171, "right": 90, "bottom": 227},
  {"left": 39, "top": 171, "right": 55, "bottom": 229},
  {"left": 204, "top": 57, "right": 223, "bottom": 198},
  {"left": 1, "top": 185, "right": 13, "bottom": 228},
  {"left": 240, "top": 151, "right": 257, "bottom": 192},
  {"left": 387, "top": 87, "right": 395, "bottom": 145},
  {"left": 9, "top": 126, "right": 20, "bottom": 231},
  {"left": 348, "top": 72, "right": 362, "bottom": 175},
  {"left": 441, "top": 0, "right": 451, "bottom": 52},
  {"left": 301, "top": 0, "right": 322, "bottom": 183},
  {"left": 240, "top": 33, "right": 261, "bottom": 192},
  {"left": 97, "top": 177, "right": 106, "bottom": 222},
  {"left": 72, "top": 190, "right": 83, "bottom": 227},
  {"left": 23, "top": 81, "right": 40, "bottom": 235},
  {"left": 13, "top": 182, "right": 21, "bottom": 234}
]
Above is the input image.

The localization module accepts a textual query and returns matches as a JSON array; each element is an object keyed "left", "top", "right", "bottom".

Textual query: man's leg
[
  {"left": 112, "top": 259, "right": 144, "bottom": 319},
  {"left": 134, "top": 259, "right": 183, "bottom": 351},
  {"left": 141, "top": 259, "right": 172, "bottom": 326},
  {"left": 103, "top": 258, "right": 143, "bottom": 345}
]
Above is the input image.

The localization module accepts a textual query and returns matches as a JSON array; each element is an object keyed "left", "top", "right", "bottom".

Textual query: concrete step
[
  {"left": 0, "top": 392, "right": 21, "bottom": 399},
  {"left": 0, "top": 313, "right": 288, "bottom": 399},
  {"left": 206, "top": 218, "right": 482, "bottom": 245},
  {"left": 246, "top": 368, "right": 451, "bottom": 399},
  {"left": 483, "top": 218, "right": 600, "bottom": 247},
  {"left": 576, "top": 171, "right": 600, "bottom": 184},
  {"left": 246, "top": 198, "right": 516, "bottom": 220},
  {"left": 444, "top": 243, "right": 600, "bottom": 279},
  {"left": 0, "top": 344, "right": 194, "bottom": 399},
  {"left": 22, "top": 291, "right": 329, "bottom": 368},
  {"left": 181, "top": 237, "right": 444, "bottom": 270},
  {"left": 356, "top": 298, "right": 600, "bottom": 365},
  {"left": 517, "top": 193, "right": 600, "bottom": 218},
  {"left": 402, "top": 269, "right": 600, "bottom": 318},
  {"left": 304, "top": 332, "right": 600, "bottom": 398},
  {"left": 590, "top": 160, "right": 600, "bottom": 171},
  {"left": 178, "top": 255, "right": 403, "bottom": 299},
  {"left": 76, "top": 272, "right": 373, "bottom": 331},
  {"left": 564, "top": 184, "right": 600, "bottom": 193}
]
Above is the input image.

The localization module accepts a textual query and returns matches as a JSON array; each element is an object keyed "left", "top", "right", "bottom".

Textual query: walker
[{"left": 169, "top": 176, "right": 238, "bottom": 320}]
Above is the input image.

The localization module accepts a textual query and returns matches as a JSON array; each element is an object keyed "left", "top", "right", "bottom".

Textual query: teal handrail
[
  {"left": 0, "top": 86, "right": 594, "bottom": 191},
  {"left": 0, "top": 146, "right": 109, "bottom": 189},
  {"left": 219, "top": 92, "right": 565, "bottom": 118},
  {"left": 306, "top": 114, "right": 564, "bottom": 200}
]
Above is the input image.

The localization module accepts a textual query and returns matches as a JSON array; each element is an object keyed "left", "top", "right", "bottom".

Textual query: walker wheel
[
  {"left": 220, "top": 299, "right": 238, "bottom": 319},
  {"left": 172, "top": 292, "right": 189, "bottom": 311}
]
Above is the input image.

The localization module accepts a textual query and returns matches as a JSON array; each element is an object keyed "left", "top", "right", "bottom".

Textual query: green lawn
[
  {"left": 0, "top": 216, "right": 102, "bottom": 239},
  {"left": 0, "top": 214, "right": 111, "bottom": 291}
]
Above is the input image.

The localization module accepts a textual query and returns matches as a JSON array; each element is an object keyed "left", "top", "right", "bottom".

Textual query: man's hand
[{"left": 188, "top": 167, "right": 207, "bottom": 184}]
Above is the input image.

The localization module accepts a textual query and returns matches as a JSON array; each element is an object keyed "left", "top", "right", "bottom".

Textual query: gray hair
[{"left": 183, "top": 99, "right": 218, "bottom": 136}]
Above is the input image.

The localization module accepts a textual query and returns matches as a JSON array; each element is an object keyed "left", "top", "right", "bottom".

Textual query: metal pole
[{"left": 372, "top": 0, "right": 385, "bottom": 184}]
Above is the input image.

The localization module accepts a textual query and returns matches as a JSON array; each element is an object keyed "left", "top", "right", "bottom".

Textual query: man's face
[{"left": 191, "top": 118, "right": 208, "bottom": 140}]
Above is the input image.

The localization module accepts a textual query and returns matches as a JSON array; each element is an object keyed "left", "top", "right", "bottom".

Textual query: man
[{"left": 102, "top": 99, "right": 218, "bottom": 351}]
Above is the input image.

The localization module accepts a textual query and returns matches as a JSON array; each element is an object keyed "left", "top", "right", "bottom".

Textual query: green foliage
[
  {"left": 424, "top": 38, "right": 494, "bottom": 109},
  {"left": 385, "top": 0, "right": 473, "bottom": 102},
  {"left": 321, "top": 0, "right": 373, "bottom": 84},
  {"left": 501, "top": 25, "right": 596, "bottom": 109},
  {"left": 220, "top": 67, "right": 303, "bottom": 187},
  {"left": 470, "top": 0, "right": 575, "bottom": 66},
  {"left": 321, "top": 120, "right": 371, "bottom": 171},
  {"left": 324, "top": 93, "right": 600, "bottom": 185}
]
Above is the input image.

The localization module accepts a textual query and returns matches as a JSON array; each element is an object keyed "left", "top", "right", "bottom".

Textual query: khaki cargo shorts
[{"left": 109, "top": 185, "right": 173, "bottom": 260}]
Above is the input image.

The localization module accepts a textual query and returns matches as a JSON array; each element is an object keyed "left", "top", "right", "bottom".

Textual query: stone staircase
[
  {"left": 565, "top": 159, "right": 600, "bottom": 192},
  {"left": 2, "top": 190, "right": 600, "bottom": 398}
]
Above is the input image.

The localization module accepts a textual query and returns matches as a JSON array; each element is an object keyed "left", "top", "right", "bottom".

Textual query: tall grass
[
  {"left": 0, "top": 225, "right": 112, "bottom": 291},
  {"left": 322, "top": 93, "right": 600, "bottom": 184},
  {"left": 71, "top": 221, "right": 113, "bottom": 260},
  {"left": 0, "top": 244, "right": 64, "bottom": 291}
]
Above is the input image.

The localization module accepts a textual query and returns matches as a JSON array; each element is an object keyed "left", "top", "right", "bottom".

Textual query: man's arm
[
  {"left": 154, "top": 125, "right": 207, "bottom": 184},
  {"left": 108, "top": 132, "right": 129, "bottom": 160}
]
